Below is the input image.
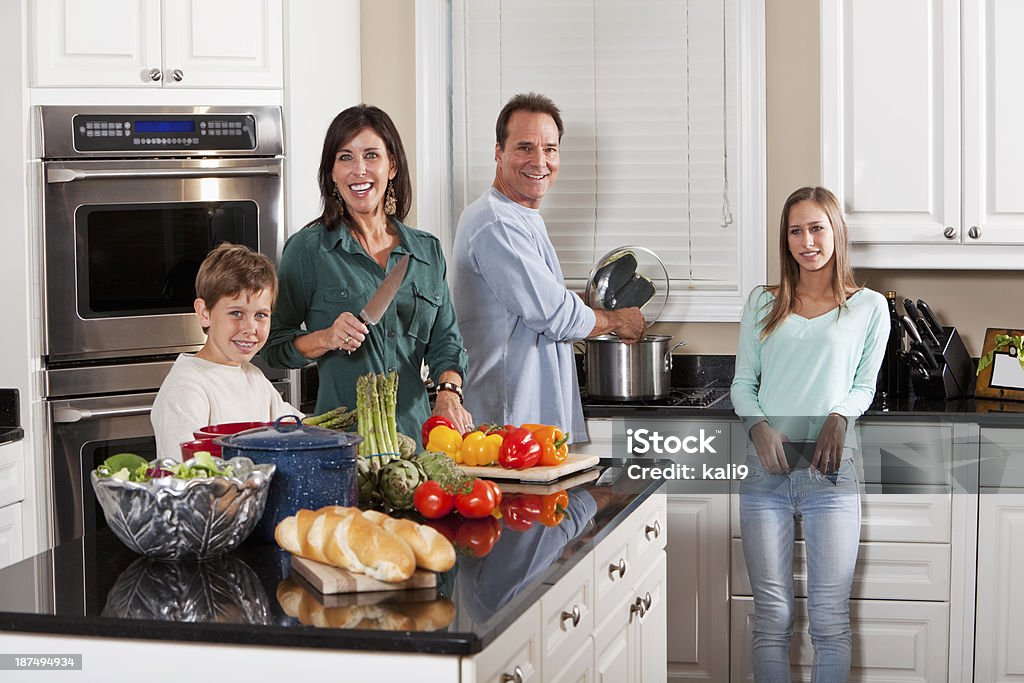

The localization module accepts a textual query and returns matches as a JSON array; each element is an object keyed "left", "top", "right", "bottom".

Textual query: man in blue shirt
[{"left": 451, "top": 93, "right": 645, "bottom": 442}]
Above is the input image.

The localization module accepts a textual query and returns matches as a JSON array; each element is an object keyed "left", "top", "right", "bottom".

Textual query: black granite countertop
[
  {"left": 580, "top": 354, "right": 1024, "bottom": 425},
  {"left": 0, "top": 460, "right": 663, "bottom": 655}
]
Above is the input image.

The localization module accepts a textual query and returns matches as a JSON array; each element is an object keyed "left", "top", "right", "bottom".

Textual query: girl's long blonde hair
[{"left": 758, "top": 186, "right": 860, "bottom": 340}]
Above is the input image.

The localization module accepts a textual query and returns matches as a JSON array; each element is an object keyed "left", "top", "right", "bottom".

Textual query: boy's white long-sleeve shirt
[{"left": 151, "top": 354, "right": 300, "bottom": 461}]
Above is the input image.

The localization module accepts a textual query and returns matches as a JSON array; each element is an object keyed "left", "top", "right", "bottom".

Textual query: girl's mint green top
[
  {"left": 262, "top": 219, "right": 467, "bottom": 440},
  {"left": 730, "top": 286, "right": 889, "bottom": 444}
]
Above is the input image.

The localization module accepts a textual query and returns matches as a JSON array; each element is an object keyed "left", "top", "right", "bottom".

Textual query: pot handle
[
  {"left": 573, "top": 340, "right": 587, "bottom": 355},
  {"left": 274, "top": 415, "right": 303, "bottom": 431},
  {"left": 664, "top": 341, "right": 688, "bottom": 371}
]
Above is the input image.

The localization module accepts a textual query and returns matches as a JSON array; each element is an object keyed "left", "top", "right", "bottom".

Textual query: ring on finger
[{"left": 343, "top": 335, "right": 352, "bottom": 345}]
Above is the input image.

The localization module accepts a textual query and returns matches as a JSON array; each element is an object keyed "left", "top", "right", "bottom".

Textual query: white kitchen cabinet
[
  {"left": 0, "top": 503, "right": 24, "bottom": 570},
  {"left": 821, "top": 0, "right": 1024, "bottom": 267},
  {"left": 31, "top": 0, "right": 283, "bottom": 89},
  {"left": 730, "top": 597, "right": 949, "bottom": 683},
  {"left": 975, "top": 493, "right": 1024, "bottom": 681},
  {"left": 464, "top": 602, "right": 542, "bottom": 683}
]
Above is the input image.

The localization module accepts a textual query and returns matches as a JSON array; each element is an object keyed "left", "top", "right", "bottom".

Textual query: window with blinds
[{"left": 448, "top": 0, "right": 764, "bottom": 321}]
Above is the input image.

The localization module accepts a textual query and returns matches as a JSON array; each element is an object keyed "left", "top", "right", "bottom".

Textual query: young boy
[{"left": 152, "top": 243, "right": 300, "bottom": 460}]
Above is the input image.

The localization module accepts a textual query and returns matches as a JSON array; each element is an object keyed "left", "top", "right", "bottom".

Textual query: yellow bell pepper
[
  {"left": 426, "top": 425, "right": 463, "bottom": 463},
  {"left": 461, "top": 431, "right": 503, "bottom": 467}
]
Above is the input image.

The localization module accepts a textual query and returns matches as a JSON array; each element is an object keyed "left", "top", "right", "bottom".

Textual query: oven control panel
[{"left": 71, "top": 113, "right": 258, "bottom": 153}]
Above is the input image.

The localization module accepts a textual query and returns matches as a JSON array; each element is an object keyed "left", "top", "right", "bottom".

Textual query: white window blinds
[{"left": 449, "top": 0, "right": 763, "bottom": 321}]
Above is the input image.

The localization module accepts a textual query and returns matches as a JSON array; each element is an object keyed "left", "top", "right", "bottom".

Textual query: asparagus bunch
[
  {"left": 302, "top": 406, "right": 357, "bottom": 430},
  {"left": 356, "top": 371, "right": 399, "bottom": 457}
]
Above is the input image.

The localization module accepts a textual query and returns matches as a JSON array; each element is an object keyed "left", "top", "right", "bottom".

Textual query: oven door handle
[
  {"left": 46, "top": 166, "right": 281, "bottom": 184},
  {"left": 53, "top": 404, "right": 153, "bottom": 423}
]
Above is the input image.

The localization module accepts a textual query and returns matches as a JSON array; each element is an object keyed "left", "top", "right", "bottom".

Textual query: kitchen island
[{"left": 0, "top": 459, "right": 667, "bottom": 681}]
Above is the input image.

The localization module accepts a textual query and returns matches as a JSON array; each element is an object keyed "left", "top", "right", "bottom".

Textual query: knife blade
[
  {"left": 360, "top": 254, "right": 410, "bottom": 325},
  {"left": 916, "top": 299, "right": 945, "bottom": 338},
  {"left": 903, "top": 298, "right": 940, "bottom": 346}
]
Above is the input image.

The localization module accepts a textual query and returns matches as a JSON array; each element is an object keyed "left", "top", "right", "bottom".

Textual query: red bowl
[
  {"left": 193, "top": 421, "right": 273, "bottom": 440},
  {"left": 180, "top": 438, "right": 220, "bottom": 459}
]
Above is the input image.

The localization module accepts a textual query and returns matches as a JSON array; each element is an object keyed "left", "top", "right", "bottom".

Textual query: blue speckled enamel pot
[{"left": 216, "top": 415, "right": 363, "bottom": 543}]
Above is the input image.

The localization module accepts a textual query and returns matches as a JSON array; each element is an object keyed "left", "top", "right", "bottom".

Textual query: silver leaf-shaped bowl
[
  {"left": 102, "top": 554, "right": 272, "bottom": 624},
  {"left": 91, "top": 457, "right": 275, "bottom": 561}
]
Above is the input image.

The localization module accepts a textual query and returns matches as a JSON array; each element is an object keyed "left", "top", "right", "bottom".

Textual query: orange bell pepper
[
  {"left": 526, "top": 424, "right": 570, "bottom": 466},
  {"left": 538, "top": 490, "right": 569, "bottom": 526}
]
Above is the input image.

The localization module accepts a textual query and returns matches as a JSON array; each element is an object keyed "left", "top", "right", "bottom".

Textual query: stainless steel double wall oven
[{"left": 38, "top": 106, "right": 288, "bottom": 546}]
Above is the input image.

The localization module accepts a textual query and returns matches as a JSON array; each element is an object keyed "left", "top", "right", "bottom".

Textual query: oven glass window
[{"left": 77, "top": 201, "right": 258, "bottom": 317}]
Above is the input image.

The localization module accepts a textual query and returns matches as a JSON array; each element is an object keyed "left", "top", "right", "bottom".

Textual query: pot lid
[
  {"left": 217, "top": 415, "right": 363, "bottom": 451},
  {"left": 584, "top": 246, "right": 669, "bottom": 325}
]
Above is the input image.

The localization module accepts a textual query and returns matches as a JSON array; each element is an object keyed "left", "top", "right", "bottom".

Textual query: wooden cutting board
[
  {"left": 458, "top": 452, "right": 600, "bottom": 483},
  {"left": 495, "top": 467, "right": 601, "bottom": 494},
  {"left": 290, "top": 556, "right": 437, "bottom": 594}
]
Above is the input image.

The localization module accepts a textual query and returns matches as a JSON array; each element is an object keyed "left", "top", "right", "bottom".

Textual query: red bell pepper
[
  {"left": 498, "top": 427, "right": 542, "bottom": 469},
  {"left": 421, "top": 415, "right": 457, "bottom": 449}
]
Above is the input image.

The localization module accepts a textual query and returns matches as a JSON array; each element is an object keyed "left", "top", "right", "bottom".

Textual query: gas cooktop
[{"left": 581, "top": 386, "right": 730, "bottom": 409}]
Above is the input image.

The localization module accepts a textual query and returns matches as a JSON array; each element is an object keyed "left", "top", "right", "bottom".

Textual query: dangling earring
[
  {"left": 331, "top": 183, "right": 346, "bottom": 217},
  {"left": 383, "top": 179, "right": 397, "bottom": 217}
]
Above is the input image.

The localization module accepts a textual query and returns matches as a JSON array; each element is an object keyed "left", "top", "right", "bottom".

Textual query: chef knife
[
  {"left": 902, "top": 298, "right": 940, "bottom": 346},
  {"left": 360, "top": 254, "right": 410, "bottom": 325},
  {"left": 916, "top": 299, "right": 945, "bottom": 339}
]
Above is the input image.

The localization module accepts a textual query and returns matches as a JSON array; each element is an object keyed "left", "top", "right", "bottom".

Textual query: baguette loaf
[
  {"left": 275, "top": 507, "right": 416, "bottom": 582},
  {"left": 361, "top": 510, "right": 456, "bottom": 572}
]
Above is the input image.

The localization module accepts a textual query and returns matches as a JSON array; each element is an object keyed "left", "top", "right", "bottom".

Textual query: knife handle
[
  {"left": 917, "top": 300, "right": 945, "bottom": 338},
  {"left": 911, "top": 340, "right": 940, "bottom": 372},
  {"left": 900, "top": 315, "right": 923, "bottom": 345},
  {"left": 919, "top": 320, "right": 941, "bottom": 347},
  {"left": 902, "top": 298, "right": 921, "bottom": 321},
  {"left": 903, "top": 298, "right": 939, "bottom": 346}
]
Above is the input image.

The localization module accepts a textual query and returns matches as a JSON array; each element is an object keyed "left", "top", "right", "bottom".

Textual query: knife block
[{"left": 909, "top": 327, "right": 972, "bottom": 400}]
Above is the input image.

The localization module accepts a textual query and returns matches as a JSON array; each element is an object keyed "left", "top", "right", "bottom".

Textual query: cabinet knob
[
  {"left": 147, "top": 68, "right": 162, "bottom": 82},
  {"left": 500, "top": 666, "right": 524, "bottom": 683},
  {"left": 645, "top": 520, "right": 661, "bottom": 540},
  {"left": 560, "top": 604, "right": 581, "bottom": 628},
  {"left": 630, "top": 596, "right": 646, "bottom": 621},
  {"left": 171, "top": 69, "right": 184, "bottom": 82},
  {"left": 968, "top": 225, "right": 981, "bottom": 239},
  {"left": 608, "top": 558, "right": 626, "bottom": 580},
  {"left": 943, "top": 226, "right": 957, "bottom": 239},
  {"left": 642, "top": 592, "right": 652, "bottom": 610}
]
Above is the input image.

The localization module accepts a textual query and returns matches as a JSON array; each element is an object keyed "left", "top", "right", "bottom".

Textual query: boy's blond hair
[{"left": 194, "top": 243, "right": 277, "bottom": 331}]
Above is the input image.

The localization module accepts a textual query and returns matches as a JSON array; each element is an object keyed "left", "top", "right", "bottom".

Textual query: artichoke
[
  {"left": 396, "top": 432, "right": 418, "bottom": 460},
  {"left": 378, "top": 459, "right": 427, "bottom": 510},
  {"left": 413, "top": 451, "right": 470, "bottom": 491}
]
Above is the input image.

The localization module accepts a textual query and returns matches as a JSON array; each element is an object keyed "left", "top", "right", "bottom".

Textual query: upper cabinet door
[
  {"left": 161, "top": 0, "right": 283, "bottom": 88},
  {"left": 962, "top": 0, "right": 1024, "bottom": 245},
  {"left": 821, "top": 0, "right": 960, "bottom": 245},
  {"left": 31, "top": 0, "right": 163, "bottom": 87}
]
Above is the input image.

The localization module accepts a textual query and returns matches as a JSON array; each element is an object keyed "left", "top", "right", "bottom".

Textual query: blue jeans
[{"left": 739, "top": 452, "right": 861, "bottom": 683}]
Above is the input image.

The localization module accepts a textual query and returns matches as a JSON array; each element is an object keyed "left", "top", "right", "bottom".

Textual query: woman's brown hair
[{"left": 758, "top": 186, "right": 860, "bottom": 340}]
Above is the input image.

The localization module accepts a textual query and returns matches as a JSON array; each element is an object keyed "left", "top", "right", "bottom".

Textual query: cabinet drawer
[
  {"left": 592, "top": 524, "right": 632, "bottom": 628},
  {"left": 980, "top": 427, "right": 1024, "bottom": 487},
  {"left": 730, "top": 492, "right": 951, "bottom": 543},
  {"left": 467, "top": 602, "right": 541, "bottom": 683},
  {"left": 731, "top": 539, "right": 950, "bottom": 601},
  {"left": 0, "top": 502, "right": 24, "bottom": 573},
  {"left": 0, "top": 441, "right": 25, "bottom": 509},
  {"left": 541, "top": 553, "right": 594, "bottom": 674},
  {"left": 859, "top": 422, "right": 953, "bottom": 485},
  {"left": 631, "top": 494, "right": 667, "bottom": 566},
  {"left": 730, "top": 597, "right": 949, "bottom": 682}
]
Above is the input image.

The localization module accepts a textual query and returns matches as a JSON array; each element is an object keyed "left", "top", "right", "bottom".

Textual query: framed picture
[{"left": 975, "top": 328, "right": 1024, "bottom": 401}]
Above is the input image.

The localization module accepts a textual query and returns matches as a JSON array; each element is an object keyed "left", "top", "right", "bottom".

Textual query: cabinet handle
[
  {"left": 629, "top": 597, "right": 645, "bottom": 622},
  {"left": 560, "top": 604, "right": 581, "bottom": 628},
  {"left": 500, "top": 666, "right": 524, "bottom": 683},
  {"left": 147, "top": 68, "right": 162, "bottom": 82},
  {"left": 968, "top": 225, "right": 981, "bottom": 239},
  {"left": 642, "top": 592, "right": 652, "bottom": 610},
  {"left": 171, "top": 68, "right": 184, "bottom": 82},
  {"left": 608, "top": 558, "right": 626, "bottom": 580},
  {"left": 645, "top": 520, "right": 661, "bottom": 540},
  {"left": 943, "top": 226, "right": 957, "bottom": 239}
]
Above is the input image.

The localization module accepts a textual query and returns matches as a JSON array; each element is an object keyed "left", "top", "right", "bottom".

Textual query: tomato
[
  {"left": 455, "top": 516, "right": 502, "bottom": 558},
  {"left": 482, "top": 479, "right": 503, "bottom": 508},
  {"left": 413, "top": 481, "right": 455, "bottom": 519},
  {"left": 455, "top": 478, "right": 499, "bottom": 519},
  {"left": 500, "top": 494, "right": 543, "bottom": 532}
]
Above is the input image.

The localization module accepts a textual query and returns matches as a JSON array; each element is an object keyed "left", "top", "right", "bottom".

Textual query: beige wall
[
  {"left": 362, "top": 0, "right": 1023, "bottom": 357},
  {"left": 360, "top": 0, "right": 417, "bottom": 226}
]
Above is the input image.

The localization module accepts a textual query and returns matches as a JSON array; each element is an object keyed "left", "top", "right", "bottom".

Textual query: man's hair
[
  {"left": 194, "top": 242, "right": 278, "bottom": 313},
  {"left": 495, "top": 92, "right": 564, "bottom": 149}
]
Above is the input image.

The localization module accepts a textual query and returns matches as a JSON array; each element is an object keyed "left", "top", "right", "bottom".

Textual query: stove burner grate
[{"left": 581, "top": 386, "right": 728, "bottom": 408}]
